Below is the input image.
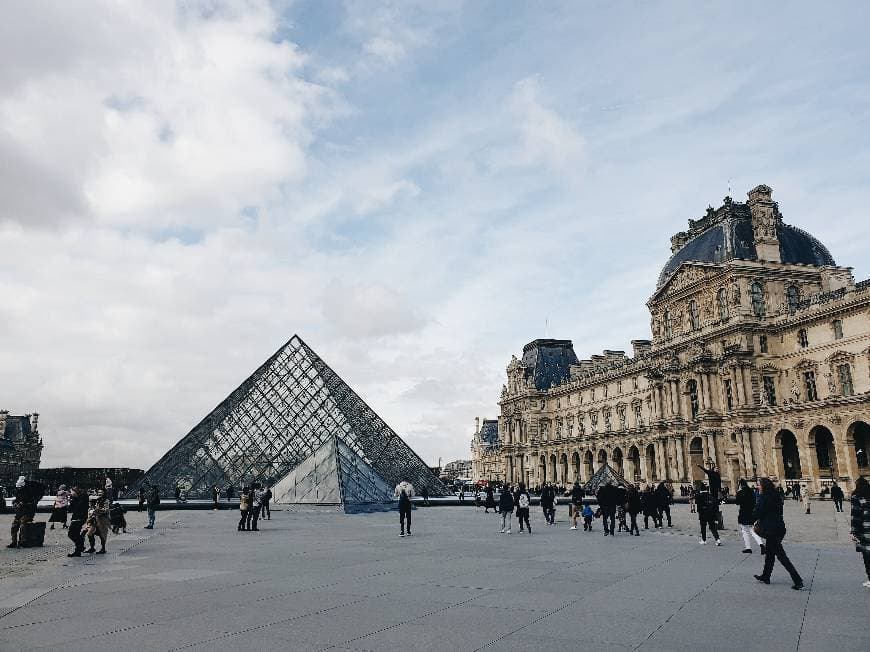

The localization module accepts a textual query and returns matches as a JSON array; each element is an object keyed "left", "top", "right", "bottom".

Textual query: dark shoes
[
  {"left": 96, "top": 549, "right": 106, "bottom": 554},
  {"left": 754, "top": 575, "right": 770, "bottom": 584},
  {"left": 742, "top": 549, "right": 752, "bottom": 554},
  {"left": 792, "top": 582, "right": 804, "bottom": 591},
  {"left": 6, "top": 543, "right": 16, "bottom": 549},
  {"left": 85, "top": 548, "right": 96, "bottom": 554},
  {"left": 760, "top": 544, "right": 766, "bottom": 555},
  {"left": 67, "top": 552, "right": 81, "bottom": 557}
]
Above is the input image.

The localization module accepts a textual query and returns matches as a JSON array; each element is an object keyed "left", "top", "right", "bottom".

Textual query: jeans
[
  {"left": 262, "top": 501, "right": 270, "bottom": 519},
  {"left": 833, "top": 498, "right": 843, "bottom": 512},
  {"left": 399, "top": 505, "right": 412, "bottom": 534},
  {"left": 602, "top": 508, "right": 615, "bottom": 534},
  {"left": 10, "top": 514, "right": 33, "bottom": 545},
  {"left": 516, "top": 508, "right": 530, "bottom": 531},
  {"left": 629, "top": 512, "right": 640, "bottom": 535},
  {"left": 238, "top": 509, "right": 249, "bottom": 530},
  {"left": 501, "top": 510, "right": 512, "bottom": 532},
  {"left": 761, "top": 535, "right": 802, "bottom": 585},
  {"left": 740, "top": 524, "right": 764, "bottom": 549},
  {"left": 147, "top": 508, "right": 156, "bottom": 527},
  {"left": 700, "top": 517, "right": 719, "bottom": 541}
]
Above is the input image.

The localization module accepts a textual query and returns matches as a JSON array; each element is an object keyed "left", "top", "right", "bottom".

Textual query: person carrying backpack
[
  {"left": 514, "top": 483, "right": 532, "bottom": 534},
  {"left": 394, "top": 477, "right": 415, "bottom": 537}
]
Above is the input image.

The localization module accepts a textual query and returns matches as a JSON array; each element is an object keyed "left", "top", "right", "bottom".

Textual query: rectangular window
[
  {"left": 763, "top": 376, "right": 777, "bottom": 406},
  {"left": 797, "top": 329, "right": 809, "bottom": 348},
  {"left": 833, "top": 320, "right": 844, "bottom": 340},
  {"left": 838, "top": 364, "right": 854, "bottom": 396},
  {"left": 724, "top": 379, "right": 733, "bottom": 411},
  {"left": 804, "top": 371, "right": 818, "bottom": 402},
  {"left": 759, "top": 335, "right": 768, "bottom": 354}
]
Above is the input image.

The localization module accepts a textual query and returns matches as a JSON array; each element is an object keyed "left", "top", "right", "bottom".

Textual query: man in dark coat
[
  {"left": 540, "top": 483, "right": 555, "bottom": 525},
  {"left": 498, "top": 485, "right": 515, "bottom": 533},
  {"left": 145, "top": 484, "right": 160, "bottom": 529},
  {"left": 830, "top": 481, "right": 845, "bottom": 513},
  {"left": 597, "top": 481, "right": 617, "bottom": 536},
  {"left": 698, "top": 464, "right": 721, "bottom": 503},
  {"left": 484, "top": 486, "right": 496, "bottom": 513},
  {"left": 66, "top": 486, "right": 89, "bottom": 557},
  {"left": 695, "top": 483, "right": 722, "bottom": 546},
  {"left": 569, "top": 481, "right": 584, "bottom": 530},
  {"left": 735, "top": 479, "right": 761, "bottom": 553},
  {"left": 654, "top": 481, "right": 672, "bottom": 527}
]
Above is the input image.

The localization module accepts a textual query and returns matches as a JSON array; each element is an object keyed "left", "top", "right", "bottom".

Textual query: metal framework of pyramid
[
  {"left": 584, "top": 464, "right": 626, "bottom": 495},
  {"left": 128, "top": 335, "right": 447, "bottom": 510}
]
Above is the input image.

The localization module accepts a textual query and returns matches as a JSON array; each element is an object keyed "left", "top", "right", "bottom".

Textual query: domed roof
[{"left": 656, "top": 193, "right": 835, "bottom": 289}]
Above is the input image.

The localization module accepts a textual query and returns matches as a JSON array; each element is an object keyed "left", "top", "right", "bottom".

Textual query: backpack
[{"left": 518, "top": 493, "right": 529, "bottom": 509}]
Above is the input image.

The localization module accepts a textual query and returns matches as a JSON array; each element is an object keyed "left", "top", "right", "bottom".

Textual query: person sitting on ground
[
  {"left": 581, "top": 503, "right": 595, "bottom": 531},
  {"left": 394, "top": 477, "right": 415, "bottom": 537},
  {"left": 84, "top": 490, "right": 110, "bottom": 554},
  {"left": 498, "top": 484, "right": 515, "bottom": 534}
]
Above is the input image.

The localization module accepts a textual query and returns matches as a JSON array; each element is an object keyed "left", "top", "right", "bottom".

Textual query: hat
[{"left": 16, "top": 476, "right": 25, "bottom": 488}]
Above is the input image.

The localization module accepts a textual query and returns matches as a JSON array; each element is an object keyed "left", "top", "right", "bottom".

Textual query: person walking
[
  {"left": 540, "top": 482, "right": 555, "bottom": 526},
  {"left": 801, "top": 484, "right": 812, "bottom": 514},
  {"left": 753, "top": 477, "right": 803, "bottom": 590},
  {"left": 137, "top": 486, "right": 146, "bottom": 512},
  {"left": 84, "top": 490, "right": 110, "bottom": 554},
  {"left": 144, "top": 484, "right": 160, "bottom": 529},
  {"left": 849, "top": 476, "right": 870, "bottom": 588},
  {"left": 736, "top": 479, "right": 762, "bottom": 554},
  {"left": 421, "top": 486, "right": 429, "bottom": 506},
  {"left": 49, "top": 484, "right": 70, "bottom": 530},
  {"left": 238, "top": 487, "right": 251, "bottom": 531},
  {"left": 581, "top": 503, "right": 594, "bottom": 531},
  {"left": 597, "top": 480, "right": 617, "bottom": 536},
  {"left": 830, "top": 481, "right": 845, "bottom": 513},
  {"left": 66, "top": 486, "right": 88, "bottom": 557},
  {"left": 394, "top": 477, "right": 415, "bottom": 537},
  {"left": 484, "top": 485, "right": 496, "bottom": 514},
  {"left": 262, "top": 486, "right": 272, "bottom": 519},
  {"left": 626, "top": 484, "right": 642, "bottom": 536},
  {"left": 514, "top": 483, "right": 532, "bottom": 534},
  {"left": 641, "top": 484, "right": 657, "bottom": 529},
  {"left": 498, "top": 484, "right": 515, "bottom": 533},
  {"left": 212, "top": 485, "right": 220, "bottom": 510},
  {"left": 569, "top": 481, "right": 584, "bottom": 530},
  {"left": 696, "top": 483, "right": 722, "bottom": 546},
  {"left": 655, "top": 481, "right": 672, "bottom": 527}
]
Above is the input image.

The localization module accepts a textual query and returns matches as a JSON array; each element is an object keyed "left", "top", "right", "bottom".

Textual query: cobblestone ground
[{"left": 0, "top": 501, "right": 867, "bottom": 651}]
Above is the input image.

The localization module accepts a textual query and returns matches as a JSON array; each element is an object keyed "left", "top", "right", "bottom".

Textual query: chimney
[
  {"left": 747, "top": 184, "right": 781, "bottom": 263},
  {"left": 475, "top": 417, "right": 480, "bottom": 434},
  {"left": 30, "top": 412, "right": 39, "bottom": 432},
  {"left": 0, "top": 410, "right": 7, "bottom": 437},
  {"left": 631, "top": 340, "right": 652, "bottom": 357}
]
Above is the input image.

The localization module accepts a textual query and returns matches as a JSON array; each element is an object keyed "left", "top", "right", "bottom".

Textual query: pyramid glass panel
[{"left": 129, "top": 335, "right": 448, "bottom": 505}]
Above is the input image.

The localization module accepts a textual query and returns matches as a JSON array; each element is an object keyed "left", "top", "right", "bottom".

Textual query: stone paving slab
[{"left": 1, "top": 501, "right": 867, "bottom": 651}]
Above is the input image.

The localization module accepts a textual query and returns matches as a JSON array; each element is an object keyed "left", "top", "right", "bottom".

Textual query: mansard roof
[
  {"left": 521, "top": 339, "right": 579, "bottom": 391},
  {"left": 478, "top": 419, "right": 500, "bottom": 446},
  {"left": 3, "top": 415, "right": 34, "bottom": 442},
  {"left": 657, "top": 196, "right": 835, "bottom": 289}
]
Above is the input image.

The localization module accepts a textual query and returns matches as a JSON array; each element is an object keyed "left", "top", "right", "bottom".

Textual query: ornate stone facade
[
  {"left": 0, "top": 411, "right": 43, "bottom": 486},
  {"left": 490, "top": 185, "right": 870, "bottom": 493},
  {"left": 470, "top": 417, "right": 504, "bottom": 483}
]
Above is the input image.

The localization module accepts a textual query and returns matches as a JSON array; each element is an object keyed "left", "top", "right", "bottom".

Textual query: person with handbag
[
  {"left": 736, "top": 479, "right": 763, "bottom": 554},
  {"left": 753, "top": 478, "right": 803, "bottom": 590},
  {"left": 849, "top": 476, "right": 870, "bottom": 588}
]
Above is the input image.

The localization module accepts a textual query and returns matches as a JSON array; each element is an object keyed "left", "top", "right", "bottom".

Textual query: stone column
[
  {"left": 639, "top": 451, "right": 648, "bottom": 483},
  {"left": 697, "top": 374, "right": 708, "bottom": 411},
  {"left": 741, "top": 366, "right": 753, "bottom": 405},
  {"left": 657, "top": 440, "right": 667, "bottom": 481},
  {"left": 730, "top": 367, "right": 742, "bottom": 406},
  {"left": 674, "top": 435, "right": 685, "bottom": 481},
  {"left": 706, "top": 432, "right": 718, "bottom": 469}
]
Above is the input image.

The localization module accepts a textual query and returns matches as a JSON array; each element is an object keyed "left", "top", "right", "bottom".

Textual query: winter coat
[
  {"left": 695, "top": 490, "right": 718, "bottom": 520},
  {"left": 752, "top": 492, "right": 787, "bottom": 540},
  {"left": 539, "top": 486, "right": 554, "bottom": 510},
  {"left": 146, "top": 488, "right": 160, "bottom": 509},
  {"left": 654, "top": 483, "right": 671, "bottom": 508},
  {"left": 596, "top": 484, "right": 617, "bottom": 509},
  {"left": 498, "top": 489, "right": 515, "bottom": 512},
  {"left": 735, "top": 486, "right": 756, "bottom": 526},
  {"left": 394, "top": 481, "right": 414, "bottom": 506},
  {"left": 484, "top": 488, "right": 496, "bottom": 508},
  {"left": 570, "top": 485, "right": 584, "bottom": 505},
  {"left": 830, "top": 485, "right": 845, "bottom": 501},
  {"left": 68, "top": 493, "right": 89, "bottom": 521},
  {"left": 850, "top": 494, "right": 870, "bottom": 553},
  {"left": 641, "top": 490, "right": 656, "bottom": 516},
  {"left": 626, "top": 488, "right": 642, "bottom": 515},
  {"left": 239, "top": 493, "right": 251, "bottom": 511}
]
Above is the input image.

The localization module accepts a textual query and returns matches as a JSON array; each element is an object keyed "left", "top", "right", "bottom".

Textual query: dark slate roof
[
  {"left": 657, "top": 203, "right": 835, "bottom": 289},
  {"left": 478, "top": 419, "right": 500, "bottom": 447},
  {"left": 521, "top": 339, "right": 579, "bottom": 391},
  {"left": 3, "top": 416, "right": 33, "bottom": 443}
]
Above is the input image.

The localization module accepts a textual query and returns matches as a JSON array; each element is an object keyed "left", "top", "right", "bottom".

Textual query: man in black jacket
[
  {"left": 830, "top": 481, "right": 845, "bottom": 512},
  {"left": 67, "top": 486, "right": 89, "bottom": 557},
  {"left": 7, "top": 477, "right": 37, "bottom": 548},
  {"left": 597, "top": 481, "right": 617, "bottom": 536},
  {"left": 655, "top": 481, "right": 673, "bottom": 527},
  {"left": 569, "top": 481, "right": 584, "bottom": 530},
  {"left": 696, "top": 484, "right": 722, "bottom": 546}
]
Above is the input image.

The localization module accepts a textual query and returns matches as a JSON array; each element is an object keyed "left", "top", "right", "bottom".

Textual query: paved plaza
[{"left": 1, "top": 501, "right": 867, "bottom": 651}]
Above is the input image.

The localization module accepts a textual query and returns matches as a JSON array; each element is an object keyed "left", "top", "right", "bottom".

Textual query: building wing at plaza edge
[
  {"left": 131, "top": 335, "right": 448, "bottom": 509},
  {"left": 474, "top": 184, "right": 870, "bottom": 493}
]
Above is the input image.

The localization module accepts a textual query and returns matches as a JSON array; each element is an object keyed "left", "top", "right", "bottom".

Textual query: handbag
[{"left": 752, "top": 520, "right": 765, "bottom": 538}]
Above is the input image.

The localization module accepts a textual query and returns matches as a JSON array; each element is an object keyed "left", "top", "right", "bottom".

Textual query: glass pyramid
[
  {"left": 130, "top": 335, "right": 447, "bottom": 508},
  {"left": 583, "top": 464, "right": 626, "bottom": 495}
]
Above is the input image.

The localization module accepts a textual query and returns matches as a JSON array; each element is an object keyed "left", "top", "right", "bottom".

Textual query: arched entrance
[
  {"left": 645, "top": 444, "right": 657, "bottom": 481},
  {"left": 612, "top": 447, "right": 624, "bottom": 475},
  {"left": 584, "top": 450, "right": 594, "bottom": 478},
  {"left": 689, "top": 437, "right": 704, "bottom": 483},
  {"left": 777, "top": 430, "right": 802, "bottom": 479},
  {"left": 811, "top": 425, "right": 837, "bottom": 479},
  {"left": 571, "top": 452, "right": 581, "bottom": 482},
  {"left": 628, "top": 446, "right": 641, "bottom": 482},
  {"left": 849, "top": 421, "right": 870, "bottom": 470},
  {"left": 597, "top": 449, "right": 608, "bottom": 468}
]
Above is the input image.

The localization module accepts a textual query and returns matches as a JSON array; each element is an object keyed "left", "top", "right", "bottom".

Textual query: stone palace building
[{"left": 478, "top": 185, "right": 870, "bottom": 493}]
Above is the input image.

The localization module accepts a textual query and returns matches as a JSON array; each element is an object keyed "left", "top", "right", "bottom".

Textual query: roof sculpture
[{"left": 129, "top": 335, "right": 448, "bottom": 510}]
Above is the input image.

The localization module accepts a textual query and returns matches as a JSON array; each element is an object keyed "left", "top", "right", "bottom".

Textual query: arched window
[
  {"left": 717, "top": 288, "right": 729, "bottom": 321},
  {"left": 687, "top": 379, "right": 699, "bottom": 418},
  {"left": 786, "top": 285, "right": 800, "bottom": 313},
  {"left": 750, "top": 281, "right": 766, "bottom": 318},
  {"left": 663, "top": 308, "right": 672, "bottom": 338},
  {"left": 688, "top": 300, "right": 700, "bottom": 331},
  {"left": 797, "top": 328, "right": 809, "bottom": 348}
]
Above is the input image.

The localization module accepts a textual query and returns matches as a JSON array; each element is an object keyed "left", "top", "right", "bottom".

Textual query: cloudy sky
[{"left": 2, "top": 1, "right": 869, "bottom": 470}]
